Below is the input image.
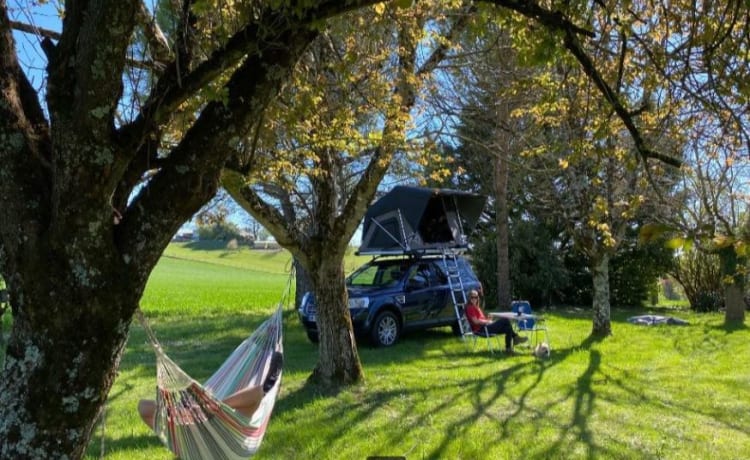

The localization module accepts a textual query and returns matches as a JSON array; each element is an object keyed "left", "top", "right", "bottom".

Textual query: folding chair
[
  {"left": 510, "top": 300, "right": 550, "bottom": 348},
  {"left": 459, "top": 309, "right": 499, "bottom": 354}
]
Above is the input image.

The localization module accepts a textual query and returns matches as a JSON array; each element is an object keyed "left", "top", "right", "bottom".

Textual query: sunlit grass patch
[{"left": 10, "top": 243, "right": 737, "bottom": 460}]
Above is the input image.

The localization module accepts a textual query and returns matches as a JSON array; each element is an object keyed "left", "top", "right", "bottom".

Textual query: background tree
[
  {"left": 601, "top": 0, "right": 750, "bottom": 323},
  {"left": 223, "top": 1, "right": 468, "bottom": 384},
  {"left": 650, "top": 136, "right": 750, "bottom": 320},
  {"left": 434, "top": 4, "right": 683, "bottom": 335},
  {"left": 428, "top": 15, "right": 534, "bottom": 310},
  {"left": 670, "top": 249, "right": 724, "bottom": 312}
]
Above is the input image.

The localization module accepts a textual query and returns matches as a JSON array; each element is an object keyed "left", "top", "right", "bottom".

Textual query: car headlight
[{"left": 348, "top": 297, "right": 369, "bottom": 310}]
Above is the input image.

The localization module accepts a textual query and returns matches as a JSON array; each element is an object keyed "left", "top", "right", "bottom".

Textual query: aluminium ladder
[
  {"left": 443, "top": 251, "right": 496, "bottom": 353},
  {"left": 442, "top": 249, "right": 472, "bottom": 339}
]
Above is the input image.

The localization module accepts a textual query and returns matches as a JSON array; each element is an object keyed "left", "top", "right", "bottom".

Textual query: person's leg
[
  {"left": 486, "top": 318, "right": 522, "bottom": 351},
  {"left": 139, "top": 386, "right": 264, "bottom": 427},
  {"left": 222, "top": 386, "right": 265, "bottom": 417},
  {"left": 486, "top": 318, "right": 513, "bottom": 335},
  {"left": 138, "top": 399, "right": 156, "bottom": 430},
  {"left": 225, "top": 350, "right": 284, "bottom": 417}
]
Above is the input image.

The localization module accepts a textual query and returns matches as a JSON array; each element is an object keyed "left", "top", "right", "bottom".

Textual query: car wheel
[
  {"left": 370, "top": 311, "right": 400, "bottom": 347},
  {"left": 306, "top": 330, "right": 319, "bottom": 343}
]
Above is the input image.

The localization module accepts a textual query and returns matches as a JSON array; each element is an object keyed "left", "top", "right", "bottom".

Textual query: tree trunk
[
  {"left": 719, "top": 248, "right": 746, "bottom": 324},
  {"left": 0, "top": 258, "right": 148, "bottom": 458},
  {"left": 294, "top": 258, "right": 313, "bottom": 311},
  {"left": 309, "top": 259, "right": 363, "bottom": 385},
  {"left": 591, "top": 253, "right": 612, "bottom": 337},
  {"left": 494, "top": 149, "right": 511, "bottom": 310},
  {"left": 725, "top": 283, "right": 745, "bottom": 323}
]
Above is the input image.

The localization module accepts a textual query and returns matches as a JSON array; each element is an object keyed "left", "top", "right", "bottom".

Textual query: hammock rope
[{"left": 135, "top": 268, "right": 291, "bottom": 460}]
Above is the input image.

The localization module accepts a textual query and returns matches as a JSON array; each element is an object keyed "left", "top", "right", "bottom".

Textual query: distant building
[
  {"left": 255, "top": 239, "right": 280, "bottom": 250},
  {"left": 172, "top": 231, "right": 195, "bottom": 242}
]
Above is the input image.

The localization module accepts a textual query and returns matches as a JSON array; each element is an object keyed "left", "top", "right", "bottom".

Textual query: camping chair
[
  {"left": 510, "top": 300, "right": 549, "bottom": 348},
  {"left": 459, "top": 308, "right": 500, "bottom": 354}
]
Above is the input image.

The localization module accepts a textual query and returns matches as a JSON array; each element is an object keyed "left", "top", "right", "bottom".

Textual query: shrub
[
  {"left": 670, "top": 249, "right": 724, "bottom": 312},
  {"left": 610, "top": 234, "right": 675, "bottom": 308},
  {"left": 197, "top": 221, "right": 243, "bottom": 242},
  {"left": 692, "top": 291, "right": 723, "bottom": 313}
]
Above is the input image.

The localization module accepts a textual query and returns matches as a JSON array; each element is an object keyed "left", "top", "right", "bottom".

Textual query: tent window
[{"left": 369, "top": 217, "right": 403, "bottom": 249}]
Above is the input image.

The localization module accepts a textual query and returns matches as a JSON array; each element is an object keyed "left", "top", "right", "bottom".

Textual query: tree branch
[
  {"left": 416, "top": 2, "right": 477, "bottom": 76},
  {"left": 222, "top": 169, "right": 306, "bottom": 253},
  {"left": 9, "top": 20, "right": 60, "bottom": 40},
  {"left": 485, "top": 0, "right": 682, "bottom": 167},
  {"left": 135, "top": 0, "right": 171, "bottom": 64},
  {"left": 117, "top": 0, "right": 384, "bottom": 151},
  {"left": 117, "top": 6, "right": 325, "bottom": 268}
]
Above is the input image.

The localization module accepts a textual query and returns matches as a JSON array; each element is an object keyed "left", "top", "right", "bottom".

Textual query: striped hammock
[{"left": 137, "top": 307, "right": 283, "bottom": 460}]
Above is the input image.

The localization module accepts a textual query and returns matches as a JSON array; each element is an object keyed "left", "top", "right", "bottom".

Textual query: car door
[
  {"left": 421, "top": 261, "right": 454, "bottom": 322},
  {"left": 399, "top": 262, "right": 439, "bottom": 327}
]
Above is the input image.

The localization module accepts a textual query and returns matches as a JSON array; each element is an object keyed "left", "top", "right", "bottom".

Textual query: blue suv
[{"left": 298, "top": 255, "right": 482, "bottom": 347}]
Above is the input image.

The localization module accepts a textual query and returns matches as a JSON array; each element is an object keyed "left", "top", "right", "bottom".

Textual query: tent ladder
[{"left": 443, "top": 249, "right": 471, "bottom": 338}]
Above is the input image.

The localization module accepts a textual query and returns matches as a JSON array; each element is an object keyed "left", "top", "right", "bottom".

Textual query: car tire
[
  {"left": 306, "top": 330, "right": 319, "bottom": 343},
  {"left": 370, "top": 311, "right": 400, "bottom": 347}
]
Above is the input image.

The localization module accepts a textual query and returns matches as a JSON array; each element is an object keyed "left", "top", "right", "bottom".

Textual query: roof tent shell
[{"left": 358, "top": 186, "right": 486, "bottom": 256}]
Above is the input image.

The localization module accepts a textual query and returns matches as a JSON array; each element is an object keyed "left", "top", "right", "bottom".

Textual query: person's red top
[{"left": 465, "top": 303, "right": 486, "bottom": 333}]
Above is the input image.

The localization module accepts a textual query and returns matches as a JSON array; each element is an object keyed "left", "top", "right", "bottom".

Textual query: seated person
[
  {"left": 137, "top": 351, "right": 283, "bottom": 429},
  {"left": 464, "top": 290, "right": 527, "bottom": 353}
]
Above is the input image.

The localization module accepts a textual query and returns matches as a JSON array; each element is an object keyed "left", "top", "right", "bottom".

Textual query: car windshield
[{"left": 347, "top": 261, "right": 406, "bottom": 287}]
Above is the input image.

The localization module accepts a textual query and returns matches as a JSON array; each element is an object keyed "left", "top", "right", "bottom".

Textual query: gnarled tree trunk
[{"left": 309, "top": 259, "right": 363, "bottom": 384}]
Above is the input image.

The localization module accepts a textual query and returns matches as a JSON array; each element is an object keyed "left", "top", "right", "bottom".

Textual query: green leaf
[
  {"left": 639, "top": 222, "right": 673, "bottom": 243},
  {"left": 665, "top": 237, "right": 686, "bottom": 249},
  {"left": 393, "top": 0, "right": 414, "bottom": 9}
]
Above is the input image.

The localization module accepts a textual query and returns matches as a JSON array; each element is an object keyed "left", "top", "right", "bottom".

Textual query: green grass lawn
[{"left": 2, "top": 243, "right": 748, "bottom": 459}]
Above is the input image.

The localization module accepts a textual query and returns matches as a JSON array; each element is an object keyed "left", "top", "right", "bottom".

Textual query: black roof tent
[{"left": 358, "top": 186, "right": 486, "bottom": 255}]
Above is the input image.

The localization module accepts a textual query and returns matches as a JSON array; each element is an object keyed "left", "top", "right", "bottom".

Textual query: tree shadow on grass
[
  {"left": 272, "top": 332, "right": 612, "bottom": 459},
  {"left": 708, "top": 319, "right": 748, "bottom": 334},
  {"left": 110, "top": 310, "right": 749, "bottom": 459}
]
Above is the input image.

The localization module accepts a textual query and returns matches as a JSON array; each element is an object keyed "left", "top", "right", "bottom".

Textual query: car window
[
  {"left": 384, "top": 266, "right": 404, "bottom": 285},
  {"left": 348, "top": 262, "right": 404, "bottom": 287},
  {"left": 406, "top": 264, "right": 424, "bottom": 286},
  {"left": 348, "top": 264, "right": 379, "bottom": 286},
  {"left": 408, "top": 262, "right": 439, "bottom": 286}
]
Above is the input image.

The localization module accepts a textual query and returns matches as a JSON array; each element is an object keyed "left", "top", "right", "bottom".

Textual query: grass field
[{"left": 1, "top": 243, "right": 749, "bottom": 459}]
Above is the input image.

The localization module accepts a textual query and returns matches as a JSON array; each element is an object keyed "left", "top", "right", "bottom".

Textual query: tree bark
[
  {"left": 308, "top": 259, "right": 363, "bottom": 384},
  {"left": 294, "top": 258, "right": 314, "bottom": 311},
  {"left": 719, "top": 247, "right": 746, "bottom": 324},
  {"left": 0, "top": 290, "right": 139, "bottom": 458},
  {"left": 725, "top": 283, "right": 745, "bottom": 323},
  {"left": 591, "top": 253, "right": 612, "bottom": 337},
  {"left": 494, "top": 149, "right": 511, "bottom": 309}
]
